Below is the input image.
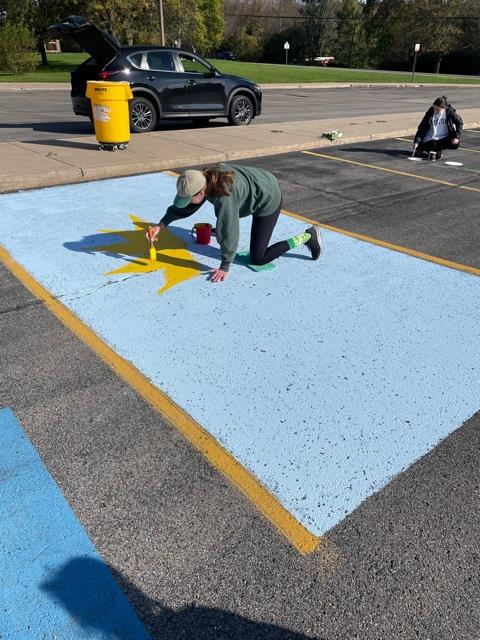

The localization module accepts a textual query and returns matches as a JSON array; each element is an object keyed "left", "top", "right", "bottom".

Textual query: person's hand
[
  {"left": 452, "top": 137, "right": 459, "bottom": 145},
  {"left": 209, "top": 268, "right": 229, "bottom": 283},
  {"left": 146, "top": 224, "right": 161, "bottom": 244}
]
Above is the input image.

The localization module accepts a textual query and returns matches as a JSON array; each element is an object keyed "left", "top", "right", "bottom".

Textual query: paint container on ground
[{"left": 191, "top": 223, "right": 213, "bottom": 245}]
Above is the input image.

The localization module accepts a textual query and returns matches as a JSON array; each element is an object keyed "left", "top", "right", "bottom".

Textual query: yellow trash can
[{"left": 86, "top": 80, "right": 133, "bottom": 150}]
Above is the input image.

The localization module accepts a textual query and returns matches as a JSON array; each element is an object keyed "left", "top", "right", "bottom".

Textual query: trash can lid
[{"left": 86, "top": 80, "right": 133, "bottom": 101}]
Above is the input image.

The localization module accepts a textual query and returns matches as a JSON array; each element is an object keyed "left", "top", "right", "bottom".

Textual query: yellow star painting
[{"left": 97, "top": 214, "right": 204, "bottom": 295}]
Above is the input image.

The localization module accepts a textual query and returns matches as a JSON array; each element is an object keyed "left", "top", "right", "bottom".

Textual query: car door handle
[
  {"left": 186, "top": 79, "right": 196, "bottom": 85},
  {"left": 146, "top": 76, "right": 155, "bottom": 81}
]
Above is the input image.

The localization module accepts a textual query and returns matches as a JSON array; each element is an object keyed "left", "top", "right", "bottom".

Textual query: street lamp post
[{"left": 158, "top": 0, "right": 165, "bottom": 46}]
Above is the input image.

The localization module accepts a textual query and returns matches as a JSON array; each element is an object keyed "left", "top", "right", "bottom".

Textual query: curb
[{"left": 1, "top": 118, "right": 478, "bottom": 194}]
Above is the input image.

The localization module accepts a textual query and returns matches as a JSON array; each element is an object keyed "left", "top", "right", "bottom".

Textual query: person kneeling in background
[{"left": 413, "top": 96, "right": 463, "bottom": 161}]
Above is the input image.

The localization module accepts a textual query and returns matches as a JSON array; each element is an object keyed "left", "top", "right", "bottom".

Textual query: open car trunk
[{"left": 48, "top": 15, "right": 120, "bottom": 66}]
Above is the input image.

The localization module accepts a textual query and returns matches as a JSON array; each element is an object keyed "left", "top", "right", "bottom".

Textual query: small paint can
[{"left": 191, "top": 222, "right": 213, "bottom": 245}]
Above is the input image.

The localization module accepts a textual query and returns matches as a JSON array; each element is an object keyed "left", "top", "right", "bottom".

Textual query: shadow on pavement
[
  {"left": 0, "top": 120, "right": 93, "bottom": 135},
  {"left": 64, "top": 224, "right": 219, "bottom": 271},
  {"left": 0, "top": 117, "right": 228, "bottom": 139},
  {"left": 41, "top": 557, "right": 319, "bottom": 640},
  {"left": 26, "top": 137, "right": 99, "bottom": 150}
]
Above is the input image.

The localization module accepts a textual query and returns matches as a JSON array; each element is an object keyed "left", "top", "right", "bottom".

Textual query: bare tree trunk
[
  {"left": 38, "top": 40, "right": 48, "bottom": 66},
  {"left": 107, "top": 8, "right": 116, "bottom": 37}
]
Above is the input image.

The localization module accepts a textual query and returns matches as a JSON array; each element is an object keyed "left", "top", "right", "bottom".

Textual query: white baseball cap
[{"left": 174, "top": 170, "right": 207, "bottom": 208}]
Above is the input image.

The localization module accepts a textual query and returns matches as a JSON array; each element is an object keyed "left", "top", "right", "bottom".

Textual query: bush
[
  {"left": 226, "top": 28, "right": 263, "bottom": 62},
  {"left": 0, "top": 22, "right": 37, "bottom": 74}
]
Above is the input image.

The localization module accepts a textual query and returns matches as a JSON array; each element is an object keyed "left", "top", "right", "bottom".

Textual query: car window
[
  {"left": 146, "top": 51, "right": 176, "bottom": 71},
  {"left": 128, "top": 52, "right": 143, "bottom": 68},
  {"left": 178, "top": 54, "right": 210, "bottom": 74}
]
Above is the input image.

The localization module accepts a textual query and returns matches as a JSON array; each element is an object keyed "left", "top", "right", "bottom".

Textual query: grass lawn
[
  {"left": 210, "top": 60, "right": 480, "bottom": 84},
  {"left": 0, "top": 53, "right": 88, "bottom": 82},
  {"left": 0, "top": 52, "right": 478, "bottom": 84}
]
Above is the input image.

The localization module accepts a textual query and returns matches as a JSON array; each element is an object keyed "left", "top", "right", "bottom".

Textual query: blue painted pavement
[
  {"left": 0, "top": 172, "right": 479, "bottom": 537},
  {"left": 0, "top": 407, "right": 151, "bottom": 639}
]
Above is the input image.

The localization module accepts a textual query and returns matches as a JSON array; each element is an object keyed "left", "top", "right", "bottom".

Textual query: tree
[
  {"left": 0, "top": 1, "right": 89, "bottom": 65},
  {"left": 298, "top": 0, "right": 337, "bottom": 62},
  {"left": 262, "top": 24, "right": 308, "bottom": 63},
  {"left": 334, "top": 0, "right": 370, "bottom": 68},
  {"left": 0, "top": 20, "right": 36, "bottom": 72},
  {"left": 405, "top": 0, "right": 462, "bottom": 73},
  {"left": 198, "top": 0, "right": 223, "bottom": 52},
  {"left": 87, "top": 0, "right": 156, "bottom": 41}
]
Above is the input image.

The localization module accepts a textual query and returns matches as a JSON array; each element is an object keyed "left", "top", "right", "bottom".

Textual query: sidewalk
[{"left": 2, "top": 108, "right": 480, "bottom": 193}]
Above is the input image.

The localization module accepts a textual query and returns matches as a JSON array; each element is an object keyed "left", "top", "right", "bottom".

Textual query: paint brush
[{"left": 149, "top": 241, "right": 156, "bottom": 263}]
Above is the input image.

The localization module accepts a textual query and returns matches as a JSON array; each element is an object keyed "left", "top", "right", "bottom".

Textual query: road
[{"left": 0, "top": 85, "right": 479, "bottom": 142}]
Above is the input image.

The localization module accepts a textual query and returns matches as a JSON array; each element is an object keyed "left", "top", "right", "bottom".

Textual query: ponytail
[
  {"left": 203, "top": 165, "right": 235, "bottom": 198},
  {"left": 433, "top": 96, "right": 448, "bottom": 108}
]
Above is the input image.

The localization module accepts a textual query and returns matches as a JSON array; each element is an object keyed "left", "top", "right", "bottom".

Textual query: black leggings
[
  {"left": 249, "top": 201, "right": 291, "bottom": 265},
  {"left": 419, "top": 137, "right": 460, "bottom": 154}
]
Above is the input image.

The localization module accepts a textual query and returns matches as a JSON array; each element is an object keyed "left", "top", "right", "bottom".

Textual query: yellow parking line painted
[
  {"left": 282, "top": 208, "right": 480, "bottom": 278},
  {"left": 302, "top": 149, "right": 480, "bottom": 194},
  {"left": 0, "top": 244, "right": 320, "bottom": 555},
  {"left": 395, "top": 136, "right": 480, "bottom": 154}
]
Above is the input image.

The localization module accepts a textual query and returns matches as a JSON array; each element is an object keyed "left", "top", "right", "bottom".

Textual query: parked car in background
[
  {"left": 305, "top": 56, "right": 335, "bottom": 66},
  {"left": 48, "top": 16, "right": 261, "bottom": 131},
  {"left": 215, "top": 49, "right": 236, "bottom": 61}
]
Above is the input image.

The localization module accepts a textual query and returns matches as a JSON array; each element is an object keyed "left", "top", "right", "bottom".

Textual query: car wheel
[
  {"left": 130, "top": 96, "right": 157, "bottom": 133},
  {"left": 228, "top": 94, "right": 254, "bottom": 126}
]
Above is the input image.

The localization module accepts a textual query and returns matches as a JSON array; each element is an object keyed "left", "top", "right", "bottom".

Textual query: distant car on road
[
  {"left": 305, "top": 56, "right": 335, "bottom": 66},
  {"left": 48, "top": 16, "right": 261, "bottom": 132},
  {"left": 216, "top": 49, "right": 236, "bottom": 61}
]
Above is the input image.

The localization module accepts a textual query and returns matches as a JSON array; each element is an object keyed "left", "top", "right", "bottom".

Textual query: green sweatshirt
[{"left": 159, "top": 163, "right": 282, "bottom": 271}]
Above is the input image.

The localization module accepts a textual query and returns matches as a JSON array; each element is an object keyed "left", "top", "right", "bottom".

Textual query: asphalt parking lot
[
  {"left": 252, "top": 131, "right": 480, "bottom": 270},
  {"left": 1, "top": 134, "right": 480, "bottom": 640}
]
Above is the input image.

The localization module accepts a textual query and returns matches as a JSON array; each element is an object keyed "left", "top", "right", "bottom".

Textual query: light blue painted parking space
[
  {"left": 0, "top": 407, "right": 151, "bottom": 639},
  {"left": 1, "top": 172, "right": 479, "bottom": 537}
]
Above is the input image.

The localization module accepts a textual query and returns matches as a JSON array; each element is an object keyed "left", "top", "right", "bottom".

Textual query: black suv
[
  {"left": 48, "top": 16, "right": 262, "bottom": 132},
  {"left": 216, "top": 49, "right": 236, "bottom": 61}
]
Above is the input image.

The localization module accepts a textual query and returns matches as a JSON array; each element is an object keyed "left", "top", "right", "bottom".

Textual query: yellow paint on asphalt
[
  {"left": 302, "top": 149, "right": 480, "bottom": 194},
  {"left": 98, "top": 214, "right": 202, "bottom": 295},
  {"left": 282, "top": 207, "right": 480, "bottom": 278},
  {"left": 0, "top": 243, "right": 320, "bottom": 555}
]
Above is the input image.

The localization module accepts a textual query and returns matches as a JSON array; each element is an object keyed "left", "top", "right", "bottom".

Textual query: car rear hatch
[
  {"left": 48, "top": 15, "right": 120, "bottom": 65},
  {"left": 48, "top": 16, "right": 121, "bottom": 96}
]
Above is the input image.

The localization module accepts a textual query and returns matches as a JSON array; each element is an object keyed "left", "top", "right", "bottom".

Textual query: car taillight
[{"left": 98, "top": 70, "right": 120, "bottom": 79}]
